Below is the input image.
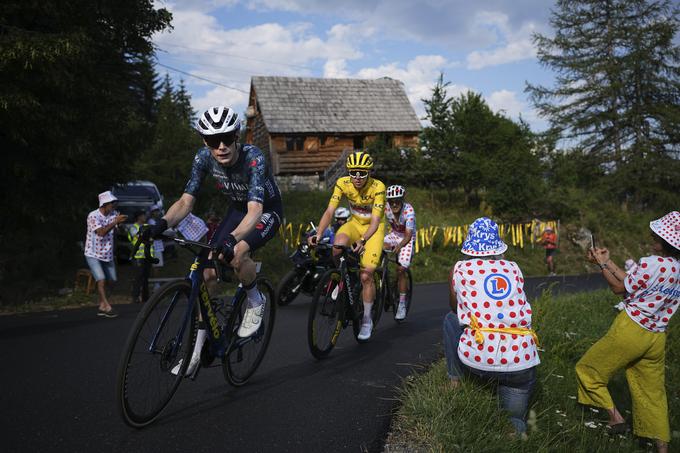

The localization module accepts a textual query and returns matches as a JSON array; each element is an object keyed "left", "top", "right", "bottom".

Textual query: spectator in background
[
  {"left": 576, "top": 211, "right": 680, "bottom": 453},
  {"left": 128, "top": 210, "right": 154, "bottom": 304},
  {"left": 539, "top": 226, "right": 558, "bottom": 276},
  {"left": 84, "top": 191, "right": 127, "bottom": 317},
  {"left": 148, "top": 204, "right": 165, "bottom": 268},
  {"left": 444, "top": 217, "right": 540, "bottom": 437}
]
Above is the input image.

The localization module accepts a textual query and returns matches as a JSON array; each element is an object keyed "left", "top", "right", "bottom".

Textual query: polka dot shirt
[
  {"left": 84, "top": 209, "right": 117, "bottom": 262},
  {"left": 623, "top": 255, "right": 680, "bottom": 332},
  {"left": 452, "top": 259, "right": 540, "bottom": 372}
]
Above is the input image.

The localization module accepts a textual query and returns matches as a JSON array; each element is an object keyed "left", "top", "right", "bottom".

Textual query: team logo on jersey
[
  {"left": 250, "top": 159, "right": 258, "bottom": 167},
  {"left": 484, "top": 274, "right": 512, "bottom": 300}
]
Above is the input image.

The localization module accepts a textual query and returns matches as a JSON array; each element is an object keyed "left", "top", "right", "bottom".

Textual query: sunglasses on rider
[
  {"left": 202, "top": 132, "right": 236, "bottom": 149},
  {"left": 348, "top": 170, "right": 369, "bottom": 179}
]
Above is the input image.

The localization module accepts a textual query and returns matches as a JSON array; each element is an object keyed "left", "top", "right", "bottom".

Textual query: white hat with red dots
[{"left": 650, "top": 211, "right": 680, "bottom": 251}]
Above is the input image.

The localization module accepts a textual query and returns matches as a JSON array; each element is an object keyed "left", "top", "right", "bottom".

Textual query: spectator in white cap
[
  {"left": 577, "top": 211, "right": 680, "bottom": 452},
  {"left": 84, "top": 190, "right": 127, "bottom": 317}
]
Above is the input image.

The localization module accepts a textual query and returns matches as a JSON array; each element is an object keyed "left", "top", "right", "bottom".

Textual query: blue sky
[{"left": 153, "top": 0, "right": 559, "bottom": 131}]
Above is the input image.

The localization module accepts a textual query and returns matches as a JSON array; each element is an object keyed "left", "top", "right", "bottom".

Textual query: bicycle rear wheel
[
  {"left": 393, "top": 268, "right": 413, "bottom": 323},
  {"left": 223, "top": 277, "right": 276, "bottom": 386},
  {"left": 307, "top": 269, "right": 345, "bottom": 359},
  {"left": 275, "top": 268, "right": 303, "bottom": 306},
  {"left": 116, "top": 280, "right": 196, "bottom": 427}
]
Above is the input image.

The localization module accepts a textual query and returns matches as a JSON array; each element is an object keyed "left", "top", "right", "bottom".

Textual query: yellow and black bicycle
[
  {"left": 307, "top": 244, "right": 383, "bottom": 359},
  {"left": 116, "top": 234, "right": 275, "bottom": 427}
]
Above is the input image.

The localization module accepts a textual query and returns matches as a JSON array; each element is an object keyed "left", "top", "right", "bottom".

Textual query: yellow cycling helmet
[{"left": 346, "top": 151, "right": 373, "bottom": 170}]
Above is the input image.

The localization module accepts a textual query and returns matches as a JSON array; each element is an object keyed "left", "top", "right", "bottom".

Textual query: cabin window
[
  {"left": 380, "top": 134, "right": 393, "bottom": 147},
  {"left": 353, "top": 136, "right": 364, "bottom": 150},
  {"left": 285, "top": 136, "right": 305, "bottom": 151}
]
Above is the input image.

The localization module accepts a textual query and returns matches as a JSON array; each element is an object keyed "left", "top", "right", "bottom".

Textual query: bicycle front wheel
[
  {"left": 116, "top": 280, "right": 197, "bottom": 428},
  {"left": 307, "top": 269, "right": 344, "bottom": 359},
  {"left": 223, "top": 277, "right": 276, "bottom": 386}
]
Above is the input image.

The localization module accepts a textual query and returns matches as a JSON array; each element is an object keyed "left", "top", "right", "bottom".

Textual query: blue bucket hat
[{"left": 461, "top": 217, "right": 508, "bottom": 257}]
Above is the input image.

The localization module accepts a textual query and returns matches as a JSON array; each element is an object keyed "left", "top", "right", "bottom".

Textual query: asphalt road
[{"left": 0, "top": 273, "right": 607, "bottom": 453}]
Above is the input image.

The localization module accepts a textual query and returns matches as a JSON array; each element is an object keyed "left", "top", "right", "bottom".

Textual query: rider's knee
[
  {"left": 360, "top": 269, "right": 374, "bottom": 284},
  {"left": 204, "top": 268, "right": 217, "bottom": 282}
]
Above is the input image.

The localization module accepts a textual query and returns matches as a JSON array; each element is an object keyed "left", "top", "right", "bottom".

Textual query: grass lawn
[{"left": 386, "top": 289, "right": 680, "bottom": 452}]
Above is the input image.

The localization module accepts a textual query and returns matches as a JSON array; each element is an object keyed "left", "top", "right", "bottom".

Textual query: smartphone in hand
[{"left": 590, "top": 234, "right": 595, "bottom": 249}]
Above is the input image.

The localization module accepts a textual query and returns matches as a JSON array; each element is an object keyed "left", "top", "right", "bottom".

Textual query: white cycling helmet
[
  {"left": 386, "top": 185, "right": 405, "bottom": 199},
  {"left": 334, "top": 207, "right": 350, "bottom": 220},
  {"left": 195, "top": 106, "right": 240, "bottom": 135}
]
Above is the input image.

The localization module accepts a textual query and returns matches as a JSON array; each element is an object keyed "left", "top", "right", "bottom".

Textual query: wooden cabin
[{"left": 245, "top": 76, "right": 421, "bottom": 181}]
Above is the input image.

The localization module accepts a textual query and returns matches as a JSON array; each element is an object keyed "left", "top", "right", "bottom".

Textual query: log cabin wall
[{"left": 247, "top": 76, "right": 422, "bottom": 179}]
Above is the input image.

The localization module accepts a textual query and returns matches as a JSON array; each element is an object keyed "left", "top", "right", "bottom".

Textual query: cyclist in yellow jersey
[{"left": 309, "top": 151, "right": 386, "bottom": 341}]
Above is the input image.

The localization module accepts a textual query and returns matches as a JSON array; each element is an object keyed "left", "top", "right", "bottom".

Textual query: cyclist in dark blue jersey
[{"left": 148, "top": 106, "right": 282, "bottom": 375}]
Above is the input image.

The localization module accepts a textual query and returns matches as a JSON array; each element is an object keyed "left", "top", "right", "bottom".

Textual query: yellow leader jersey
[{"left": 329, "top": 176, "right": 386, "bottom": 225}]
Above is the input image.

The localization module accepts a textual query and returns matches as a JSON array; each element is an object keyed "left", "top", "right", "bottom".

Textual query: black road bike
[
  {"left": 307, "top": 245, "right": 383, "bottom": 359},
  {"left": 275, "top": 231, "right": 333, "bottom": 306},
  {"left": 377, "top": 250, "right": 413, "bottom": 323},
  {"left": 116, "top": 235, "right": 276, "bottom": 427}
]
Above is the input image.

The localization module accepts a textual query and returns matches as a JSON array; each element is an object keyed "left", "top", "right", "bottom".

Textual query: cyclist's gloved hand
[
  {"left": 220, "top": 234, "right": 238, "bottom": 262},
  {"left": 148, "top": 218, "right": 169, "bottom": 239}
]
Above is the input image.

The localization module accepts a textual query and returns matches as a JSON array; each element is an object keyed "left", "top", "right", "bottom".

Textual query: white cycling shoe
[
  {"left": 395, "top": 302, "right": 407, "bottom": 320},
  {"left": 357, "top": 319, "right": 373, "bottom": 341},
  {"left": 238, "top": 301, "right": 265, "bottom": 338}
]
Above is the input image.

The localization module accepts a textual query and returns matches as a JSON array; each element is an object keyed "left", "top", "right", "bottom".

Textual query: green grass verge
[
  {"left": 8, "top": 187, "right": 660, "bottom": 311},
  {"left": 387, "top": 289, "right": 680, "bottom": 452}
]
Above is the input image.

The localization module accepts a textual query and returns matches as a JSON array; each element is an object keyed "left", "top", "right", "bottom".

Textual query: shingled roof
[{"left": 251, "top": 76, "right": 421, "bottom": 134}]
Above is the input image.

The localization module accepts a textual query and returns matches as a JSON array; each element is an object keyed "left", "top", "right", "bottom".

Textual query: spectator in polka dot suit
[
  {"left": 443, "top": 217, "right": 540, "bottom": 437},
  {"left": 576, "top": 211, "right": 680, "bottom": 453}
]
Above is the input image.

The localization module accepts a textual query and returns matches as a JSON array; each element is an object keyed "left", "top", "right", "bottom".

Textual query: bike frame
[{"left": 147, "top": 239, "right": 246, "bottom": 361}]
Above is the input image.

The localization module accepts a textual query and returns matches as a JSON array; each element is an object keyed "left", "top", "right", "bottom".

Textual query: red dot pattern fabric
[
  {"left": 452, "top": 259, "right": 540, "bottom": 372},
  {"left": 84, "top": 209, "right": 116, "bottom": 262},
  {"left": 623, "top": 255, "right": 680, "bottom": 332},
  {"left": 383, "top": 231, "right": 414, "bottom": 268},
  {"left": 384, "top": 202, "right": 416, "bottom": 234}
]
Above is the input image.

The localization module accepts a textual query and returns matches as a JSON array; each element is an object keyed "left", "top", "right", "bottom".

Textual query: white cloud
[
  {"left": 466, "top": 12, "right": 537, "bottom": 69},
  {"left": 241, "top": 0, "right": 549, "bottom": 51},
  {"left": 192, "top": 86, "right": 250, "bottom": 120},
  {"left": 323, "top": 59, "right": 350, "bottom": 78},
  {"left": 487, "top": 90, "right": 525, "bottom": 118},
  {"left": 154, "top": 7, "right": 371, "bottom": 115},
  {"left": 486, "top": 89, "right": 548, "bottom": 130},
  {"left": 335, "top": 55, "right": 467, "bottom": 121}
]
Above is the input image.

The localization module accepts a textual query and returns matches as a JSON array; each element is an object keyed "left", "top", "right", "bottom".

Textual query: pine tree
[
  {"left": 526, "top": 0, "right": 680, "bottom": 159},
  {"left": 174, "top": 79, "right": 196, "bottom": 124},
  {"left": 0, "top": 0, "right": 172, "bottom": 299},
  {"left": 136, "top": 74, "right": 202, "bottom": 198}
]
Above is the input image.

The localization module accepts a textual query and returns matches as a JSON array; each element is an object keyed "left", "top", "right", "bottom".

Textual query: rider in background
[
  {"left": 309, "top": 151, "right": 386, "bottom": 341},
  {"left": 147, "top": 106, "right": 283, "bottom": 375},
  {"left": 383, "top": 185, "right": 416, "bottom": 320},
  {"left": 320, "top": 207, "right": 351, "bottom": 244}
]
